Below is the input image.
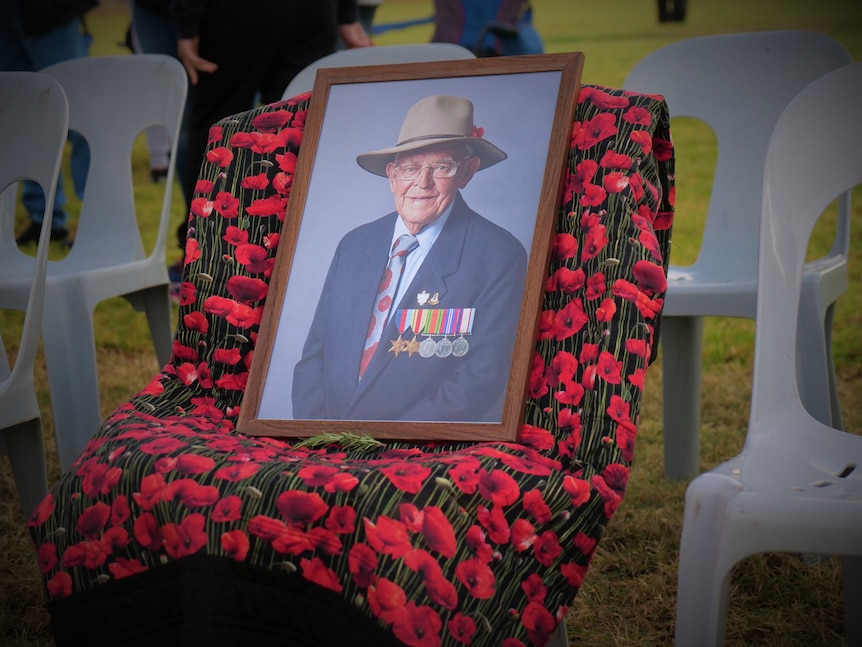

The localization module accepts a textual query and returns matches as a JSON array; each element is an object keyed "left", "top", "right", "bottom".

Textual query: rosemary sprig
[{"left": 293, "top": 431, "right": 385, "bottom": 451}]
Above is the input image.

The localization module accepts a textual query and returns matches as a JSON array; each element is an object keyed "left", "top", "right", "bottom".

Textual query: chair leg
[
  {"left": 3, "top": 418, "right": 49, "bottom": 518},
  {"left": 41, "top": 289, "right": 103, "bottom": 472},
  {"left": 795, "top": 293, "right": 842, "bottom": 429},
  {"left": 125, "top": 285, "right": 173, "bottom": 367},
  {"left": 547, "top": 619, "right": 569, "bottom": 647},
  {"left": 661, "top": 316, "right": 703, "bottom": 480},
  {"left": 675, "top": 472, "right": 740, "bottom": 647},
  {"left": 842, "top": 555, "right": 862, "bottom": 646}
]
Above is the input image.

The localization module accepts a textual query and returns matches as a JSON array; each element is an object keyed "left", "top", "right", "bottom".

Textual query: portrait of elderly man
[{"left": 291, "top": 94, "right": 528, "bottom": 422}]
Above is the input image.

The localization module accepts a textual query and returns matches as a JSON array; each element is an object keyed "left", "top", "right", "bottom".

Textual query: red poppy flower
[
  {"left": 234, "top": 243, "right": 270, "bottom": 273},
  {"left": 521, "top": 601, "right": 556, "bottom": 645},
  {"left": 276, "top": 150, "right": 298, "bottom": 174},
  {"left": 167, "top": 479, "right": 220, "bottom": 508},
  {"left": 301, "top": 556, "right": 343, "bottom": 592},
  {"left": 368, "top": 577, "right": 407, "bottom": 623},
  {"left": 562, "top": 475, "right": 591, "bottom": 507},
  {"left": 81, "top": 462, "right": 122, "bottom": 498},
  {"left": 447, "top": 613, "right": 476, "bottom": 644},
  {"left": 399, "top": 503, "right": 424, "bottom": 533},
  {"left": 111, "top": 495, "right": 130, "bottom": 527},
  {"left": 421, "top": 506, "right": 456, "bottom": 558},
  {"left": 251, "top": 109, "right": 292, "bottom": 132},
  {"left": 560, "top": 561, "right": 589, "bottom": 587},
  {"left": 276, "top": 490, "right": 328, "bottom": 527},
  {"left": 183, "top": 311, "right": 209, "bottom": 334},
  {"left": 579, "top": 182, "right": 607, "bottom": 207},
  {"left": 455, "top": 557, "right": 496, "bottom": 599},
  {"left": 522, "top": 573, "right": 547, "bottom": 604},
  {"left": 633, "top": 260, "right": 668, "bottom": 294},
  {"left": 478, "top": 469, "right": 520, "bottom": 507},
  {"left": 448, "top": 461, "right": 480, "bottom": 495},
  {"left": 325, "top": 505, "right": 356, "bottom": 534},
  {"left": 109, "top": 557, "right": 147, "bottom": 580},
  {"left": 533, "top": 530, "right": 563, "bottom": 566},
  {"left": 133, "top": 512, "right": 162, "bottom": 550},
  {"left": 37, "top": 544, "right": 57, "bottom": 574},
  {"left": 215, "top": 372, "right": 248, "bottom": 391},
  {"left": 404, "top": 549, "right": 458, "bottom": 610},
  {"left": 240, "top": 172, "right": 269, "bottom": 191},
  {"left": 652, "top": 136, "right": 673, "bottom": 161},
  {"left": 207, "top": 124, "right": 223, "bottom": 145},
  {"left": 221, "top": 529, "right": 249, "bottom": 561},
  {"left": 600, "top": 149, "right": 634, "bottom": 170},
  {"left": 213, "top": 461, "right": 259, "bottom": 481},
  {"left": 381, "top": 463, "right": 431, "bottom": 494},
  {"left": 162, "top": 513, "right": 208, "bottom": 558},
  {"left": 307, "top": 527, "right": 343, "bottom": 555},
  {"left": 246, "top": 194, "right": 287, "bottom": 217},
  {"left": 616, "top": 420, "right": 637, "bottom": 462},
  {"left": 553, "top": 299, "right": 588, "bottom": 341},
  {"left": 213, "top": 347, "right": 242, "bottom": 365},
  {"left": 393, "top": 601, "right": 444, "bottom": 647},
  {"left": 546, "top": 351, "right": 577, "bottom": 387},
  {"left": 548, "top": 267, "right": 585, "bottom": 294},
  {"left": 511, "top": 518, "right": 537, "bottom": 551},
  {"left": 212, "top": 495, "right": 242, "bottom": 522},
  {"left": 595, "top": 297, "right": 617, "bottom": 323},
  {"left": 551, "top": 232, "right": 578, "bottom": 261},
  {"left": 476, "top": 505, "right": 509, "bottom": 544},
  {"left": 580, "top": 86, "right": 630, "bottom": 109},
  {"left": 519, "top": 425, "right": 555, "bottom": 452},
  {"left": 465, "top": 525, "right": 493, "bottom": 562},
  {"left": 348, "top": 542, "right": 378, "bottom": 588},
  {"left": 205, "top": 146, "right": 233, "bottom": 168},
  {"left": 557, "top": 408, "right": 582, "bottom": 446},
  {"left": 603, "top": 171, "right": 630, "bottom": 194},
  {"left": 500, "top": 453, "right": 556, "bottom": 476},
  {"left": 223, "top": 225, "right": 248, "bottom": 247},
  {"left": 573, "top": 113, "right": 617, "bottom": 150},
  {"left": 226, "top": 275, "right": 268, "bottom": 304},
  {"left": 528, "top": 366, "right": 548, "bottom": 400},
  {"left": 211, "top": 191, "right": 240, "bottom": 218},
  {"left": 278, "top": 127, "right": 303, "bottom": 148},
  {"left": 178, "top": 281, "right": 197, "bottom": 306},
  {"left": 523, "top": 489, "right": 552, "bottom": 524},
  {"left": 581, "top": 224, "right": 609, "bottom": 260},
  {"left": 272, "top": 171, "right": 293, "bottom": 196},
  {"left": 536, "top": 309, "right": 555, "bottom": 340},
  {"left": 364, "top": 515, "right": 412, "bottom": 558},
  {"left": 47, "top": 571, "right": 72, "bottom": 599}
]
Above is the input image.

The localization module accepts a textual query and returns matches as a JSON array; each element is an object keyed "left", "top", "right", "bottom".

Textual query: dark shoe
[
  {"left": 151, "top": 167, "right": 169, "bottom": 183},
  {"left": 15, "top": 222, "right": 69, "bottom": 245}
]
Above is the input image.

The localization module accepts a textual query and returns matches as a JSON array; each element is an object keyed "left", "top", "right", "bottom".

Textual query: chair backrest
[
  {"left": 281, "top": 43, "right": 476, "bottom": 99},
  {"left": 750, "top": 61, "right": 862, "bottom": 438},
  {"left": 0, "top": 72, "right": 68, "bottom": 422},
  {"left": 624, "top": 31, "right": 852, "bottom": 280},
  {"left": 39, "top": 54, "right": 187, "bottom": 267}
]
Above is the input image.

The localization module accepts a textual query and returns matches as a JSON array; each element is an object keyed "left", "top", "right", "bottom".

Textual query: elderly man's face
[{"left": 386, "top": 143, "right": 481, "bottom": 235}]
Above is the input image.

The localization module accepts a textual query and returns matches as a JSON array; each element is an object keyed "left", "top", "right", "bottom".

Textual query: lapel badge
[
  {"left": 428, "top": 292, "right": 440, "bottom": 306},
  {"left": 417, "top": 290, "right": 430, "bottom": 306}
]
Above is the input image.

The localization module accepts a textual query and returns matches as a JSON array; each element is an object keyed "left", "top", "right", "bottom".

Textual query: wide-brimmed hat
[{"left": 356, "top": 95, "right": 507, "bottom": 177}]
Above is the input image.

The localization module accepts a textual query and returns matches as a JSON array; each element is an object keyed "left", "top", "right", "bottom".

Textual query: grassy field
[{"left": 1, "top": 0, "right": 860, "bottom": 644}]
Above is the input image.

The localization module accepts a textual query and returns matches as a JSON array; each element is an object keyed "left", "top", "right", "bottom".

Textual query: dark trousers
[{"left": 178, "top": 0, "right": 338, "bottom": 249}]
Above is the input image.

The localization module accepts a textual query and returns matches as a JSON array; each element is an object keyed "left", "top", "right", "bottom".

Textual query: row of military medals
[{"left": 389, "top": 306, "right": 475, "bottom": 358}]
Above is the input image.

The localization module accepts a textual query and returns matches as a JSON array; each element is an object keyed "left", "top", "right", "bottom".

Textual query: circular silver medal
[
  {"left": 419, "top": 337, "right": 437, "bottom": 358},
  {"left": 452, "top": 336, "right": 469, "bottom": 357},
  {"left": 435, "top": 337, "right": 453, "bottom": 358}
]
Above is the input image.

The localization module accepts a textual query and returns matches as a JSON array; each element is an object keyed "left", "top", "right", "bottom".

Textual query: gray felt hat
[{"left": 356, "top": 95, "right": 508, "bottom": 177}]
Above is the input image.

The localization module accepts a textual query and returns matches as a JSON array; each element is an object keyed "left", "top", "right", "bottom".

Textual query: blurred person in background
[{"left": 0, "top": 0, "right": 97, "bottom": 246}]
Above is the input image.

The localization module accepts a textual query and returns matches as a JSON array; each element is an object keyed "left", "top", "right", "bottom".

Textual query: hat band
[{"left": 396, "top": 133, "right": 469, "bottom": 147}]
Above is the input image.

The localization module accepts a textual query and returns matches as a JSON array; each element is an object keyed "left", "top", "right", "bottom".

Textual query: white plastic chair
[
  {"left": 674, "top": 61, "right": 862, "bottom": 647},
  {"left": 281, "top": 43, "right": 476, "bottom": 99},
  {"left": 623, "top": 31, "right": 853, "bottom": 479},
  {"left": 0, "top": 72, "right": 69, "bottom": 516},
  {"left": 0, "top": 54, "right": 187, "bottom": 472}
]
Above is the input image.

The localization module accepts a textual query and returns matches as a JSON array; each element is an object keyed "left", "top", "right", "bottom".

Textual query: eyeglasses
[{"left": 391, "top": 158, "right": 469, "bottom": 182}]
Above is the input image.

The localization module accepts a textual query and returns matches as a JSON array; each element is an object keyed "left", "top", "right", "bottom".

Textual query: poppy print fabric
[{"left": 29, "top": 84, "right": 674, "bottom": 646}]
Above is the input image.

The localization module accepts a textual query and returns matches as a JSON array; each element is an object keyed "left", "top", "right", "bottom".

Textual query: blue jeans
[
  {"left": 0, "top": 1, "right": 91, "bottom": 228},
  {"left": 131, "top": 2, "right": 193, "bottom": 206}
]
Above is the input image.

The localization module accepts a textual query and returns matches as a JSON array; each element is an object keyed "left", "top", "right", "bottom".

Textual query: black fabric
[
  {"left": 18, "top": 0, "right": 98, "bottom": 36},
  {"left": 49, "top": 554, "right": 404, "bottom": 647}
]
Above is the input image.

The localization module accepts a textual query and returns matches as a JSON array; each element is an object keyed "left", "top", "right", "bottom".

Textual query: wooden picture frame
[{"left": 240, "top": 52, "right": 584, "bottom": 441}]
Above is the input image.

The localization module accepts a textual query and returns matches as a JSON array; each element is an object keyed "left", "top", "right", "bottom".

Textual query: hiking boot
[{"left": 15, "top": 222, "right": 70, "bottom": 246}]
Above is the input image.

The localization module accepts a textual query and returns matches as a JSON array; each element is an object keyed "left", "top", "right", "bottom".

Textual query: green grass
[{"left": 1, "top": 0, "right": 860, "bottom": 645}]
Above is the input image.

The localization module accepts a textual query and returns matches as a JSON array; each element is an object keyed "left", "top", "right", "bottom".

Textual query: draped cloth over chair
[
  {"left": 28, "top": 84, "right": 674, "bottom": 647},
  {"left": 0, "top": 71, "right": 69, "bottom": 517}
]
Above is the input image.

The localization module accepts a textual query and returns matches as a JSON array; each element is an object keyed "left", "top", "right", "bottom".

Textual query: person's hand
[
  {"left": 177, "top": 37, "right": 218, "bottom": 85},
  {"left": 338, "top": 21, "right": 373, "bottom": 49}
]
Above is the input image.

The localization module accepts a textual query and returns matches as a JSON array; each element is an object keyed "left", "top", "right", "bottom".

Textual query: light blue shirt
[{"left": 389, "top": 201, "right": 454, "bottom": 311}]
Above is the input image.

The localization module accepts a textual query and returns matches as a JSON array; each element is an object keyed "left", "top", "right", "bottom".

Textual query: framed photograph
[{"left": 240, "top": 52, "right": 584, "bottom": 442}]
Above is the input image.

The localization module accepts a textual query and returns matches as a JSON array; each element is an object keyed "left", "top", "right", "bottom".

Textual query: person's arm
[
  {"left": 336, "top": 0, "right": 374, "bottom": 48},
  {"left": 169, "top": 0, "right": 218, "bottom": 84}
]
